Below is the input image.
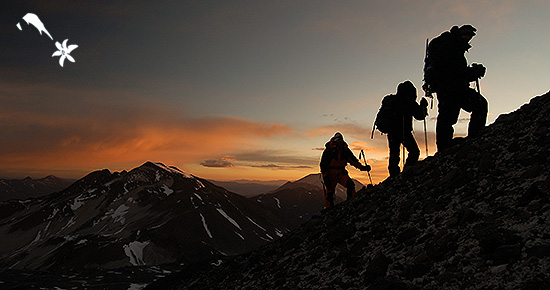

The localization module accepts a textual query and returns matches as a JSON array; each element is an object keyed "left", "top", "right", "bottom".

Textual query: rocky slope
[{"left": 158, "top": 92, "right": 550, "bottom": 289}]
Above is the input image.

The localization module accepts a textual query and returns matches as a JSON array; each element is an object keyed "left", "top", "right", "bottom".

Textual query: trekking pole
[
  {"left": 360, "top": 149, "right": 374, "bottom": 186},
  {"left": 402, "top": 116, "right": 406, "bottom": 169},
  {"left": 423, "top": 118, "right": 429, "bottom": 157},
  {"left": 370, "top": 120, "right": 376, "bottom": 139},
  {"left": 319, "top": 173, "right": 327, "bottom": 197},
  {"left": 423, "top": 102, "right": 429, "bottom": 158}
]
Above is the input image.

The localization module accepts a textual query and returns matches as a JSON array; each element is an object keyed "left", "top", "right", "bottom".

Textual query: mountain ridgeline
[
  {"left": 0, "top": 162, "right": 289, "bottom": 270},
  {"left": 159, "top": 92, "right": 550, "bottom": 289}
]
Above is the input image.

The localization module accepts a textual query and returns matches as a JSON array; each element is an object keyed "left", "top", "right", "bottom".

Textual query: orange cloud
[
  {"left": 349, "top": 141, "right": 377, "bottom": 152},
  {"left": 0, "top": 114, "right": 292, "bottom": 173},
  {"left": 0, "top": 80, "right": 294, "bottom": 178}
]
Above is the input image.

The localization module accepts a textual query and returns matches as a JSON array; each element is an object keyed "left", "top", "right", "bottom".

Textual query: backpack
[
  {"left": 373, "top": 94, "right": 398, "bottom": 134},
  {"left": 423, "top": 38, "right": 435, "bottom": 90},
  {"left": 423, "top": 33, "right": 451, "bottom": 91}
]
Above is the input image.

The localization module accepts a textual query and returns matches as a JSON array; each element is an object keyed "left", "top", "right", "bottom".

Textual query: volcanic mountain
[
  {"left": 0, "top": 162, "right": 288, "bottom": 270},
  {"left": 154, "top": 92, "right": 550, "bottom": 289},
  {"left": 253, "top": 173, "right": 364, "bottom": 229}
]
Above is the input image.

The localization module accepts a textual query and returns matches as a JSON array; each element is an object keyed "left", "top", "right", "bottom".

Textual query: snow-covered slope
[{"left": 0, "top": 162, "right": 288, "bottom": 270}]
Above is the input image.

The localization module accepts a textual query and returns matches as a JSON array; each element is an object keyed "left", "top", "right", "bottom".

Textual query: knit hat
[
  {"left": 459, "top": 24, "right": 477, "bottom": 36},
  {"left": 397, "top": 80, "right": 416, "bottom": 96}
]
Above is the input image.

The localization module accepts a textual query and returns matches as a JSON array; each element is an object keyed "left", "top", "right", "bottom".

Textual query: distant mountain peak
[{"left": 139, "top": 161, "right": 193, "bottom": 179}]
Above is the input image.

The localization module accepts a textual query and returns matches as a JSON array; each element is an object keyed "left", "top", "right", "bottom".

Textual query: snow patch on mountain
[
  {"left": 71, "top": 194, "right": 86, "bottom": 211},
  {"left": 153, "top": 162, "right": 193, "bottom": 179},
  {"left": 109, "top": 204, "right": 130, "bottom": 224},
  {"left": 48, "top": 208, "right": 59, "bottom": 220},
  {"left": 61, "top": 217, "right": 76, "bottom": 231},
  {"left": 200, "top": 213, "right": 213, "bottom": 238},
  {"left": 195, "top": 179, "right": 205, "bottom": 189},
  {"left": 234, "top": 231, "right": 245, "bottom": 240},
  {"left": 124, "top": 241, "right": 150, "bottom": 266},
  {"left": 216, "top": 208, "right": 241, "bottom": 230},
  {"left": 161, "top": 185, "right": 173, "bottom": 196},
  {"left": 193, "top": 193, "right": 203, "bottom": 201},
  {"left": 246, "top": 216, "right": 266, "bottom": 232},
  {"left": 273, "top": 197, "right": 281, "bottom": 208}
]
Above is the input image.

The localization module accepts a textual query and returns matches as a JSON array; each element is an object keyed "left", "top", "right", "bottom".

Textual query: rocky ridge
[{"left": 160, "top": 92, "right": 550, "bottom": 289}]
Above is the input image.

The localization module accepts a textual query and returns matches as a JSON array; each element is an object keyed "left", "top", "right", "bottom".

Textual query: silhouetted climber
[
  {"left": 320, "top": 132, "right": 370, "bottom": 208},
  {"left": 423, "top": 24, "right": 488, "bottom": 151},
  {"left": 376, "top": 81, "right": 428, "bottom": 177}
]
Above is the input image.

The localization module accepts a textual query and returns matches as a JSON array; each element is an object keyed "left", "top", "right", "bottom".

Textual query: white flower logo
[
  {"left": 52, "top": 39, "right": 78, "bottom": 67},
  {"left": 18, "top": 13, "right": 79, "bottom": 68}
]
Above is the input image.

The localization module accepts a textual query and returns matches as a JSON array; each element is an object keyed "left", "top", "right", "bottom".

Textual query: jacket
[
  {"left": 320, "top": 138, "right": 362, "bottom": 173},
  {"left": 430, "top": 29, "right": 478, "bottom": 92},
  {"left": 383, "top": 94, "right": 427, "bottom": 134}
]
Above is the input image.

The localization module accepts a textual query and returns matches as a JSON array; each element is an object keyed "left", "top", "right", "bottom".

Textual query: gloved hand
[
  {"left": 420, "top": 97, "right": 428, "bottom": 108},
  {"left": 471, "top": 63, "right": 486, "bottom": 78},
  {"left": 361, "top": 165, "right": 371, "bottom": 172}
]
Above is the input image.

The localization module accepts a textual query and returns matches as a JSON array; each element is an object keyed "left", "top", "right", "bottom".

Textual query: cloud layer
[{"left": 0, "top": 81, "right": 294, "bottom": 178}]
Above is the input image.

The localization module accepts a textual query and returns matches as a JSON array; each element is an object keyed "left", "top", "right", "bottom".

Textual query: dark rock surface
[{"left": 155, "top": 92, "right": 550, "bottom": 289}]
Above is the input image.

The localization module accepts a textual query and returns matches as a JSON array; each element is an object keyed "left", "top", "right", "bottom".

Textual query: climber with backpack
[
  {"left": 423, "top": 24, "right": 488, "bottom": 151},
  {"left": 374, "top": 81, "right": 428, "bottom": 177},
  {"left": 320, "top": 132, "right": 371, "bottom": 209}
]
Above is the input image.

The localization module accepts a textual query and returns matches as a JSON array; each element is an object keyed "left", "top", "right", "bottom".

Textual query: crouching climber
[{"left": 320, "top": 132, "right": 370, "bottom": 208}]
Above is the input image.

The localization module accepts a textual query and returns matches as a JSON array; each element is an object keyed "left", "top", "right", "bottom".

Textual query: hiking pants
[
  {"left": 387, "top": 131, "right": 420, "bottom": 176},
  {"left": 322, "top": 169, "right": 355, "bottom": 208},
  {"left": 436, "top": 87, "right": 488, "bottom": 151}
]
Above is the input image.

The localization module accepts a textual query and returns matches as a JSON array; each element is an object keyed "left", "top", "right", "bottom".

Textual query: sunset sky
[{"left": 1, "top": 1, "right": 549, "bottom": 185}]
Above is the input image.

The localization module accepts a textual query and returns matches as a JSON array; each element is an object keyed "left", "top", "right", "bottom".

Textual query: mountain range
[
  {"left": 0, "top": 162, "right": 289, "bottom": 271},
  {"left": 0, "top": 175, "right": 74, "bottom": 202},
  {"left": 0, "top": 164, "right": 344, "bottom": 288}
]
